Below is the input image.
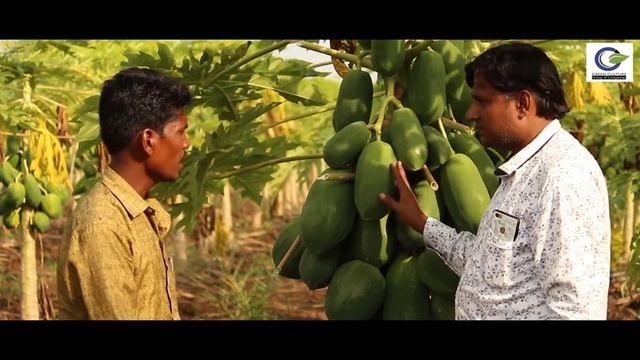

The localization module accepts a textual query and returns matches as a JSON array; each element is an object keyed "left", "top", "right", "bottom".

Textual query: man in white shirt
[{"left": 379, "top": 42, "right": 610, "bottom": 320}]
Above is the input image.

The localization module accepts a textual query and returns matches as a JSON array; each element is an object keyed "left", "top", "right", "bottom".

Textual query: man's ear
[
  {"left": 516, "top": 91, "right": 534, "bottom": 118},
  {"left": 140, "top": 128, "right": 158, "bottom": 156}
]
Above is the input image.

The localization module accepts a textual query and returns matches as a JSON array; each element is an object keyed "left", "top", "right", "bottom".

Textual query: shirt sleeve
[
  {"left": 532, "top": 167, "right": 610, "bottom": 319},
  {"left": 423, "top": 217, "right": 478, "bottom": 275},
  {"left": 66, "top": 223, "right": 137, "bottom": 319}
]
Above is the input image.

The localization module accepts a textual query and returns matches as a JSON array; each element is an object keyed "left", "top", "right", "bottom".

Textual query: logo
[{"left": 587, "top": 43, "right": 633, "bottom": 82}]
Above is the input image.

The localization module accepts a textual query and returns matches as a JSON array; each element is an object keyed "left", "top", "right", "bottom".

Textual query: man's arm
[
  {"left": 379, "top": 161, "right": 476, "bottom": 274},
  {"left": 421, "top": 218, "right": 477, "bottom": 275},
  {"left": 66, "top": 224, "right": 137, "bottom": 319}
]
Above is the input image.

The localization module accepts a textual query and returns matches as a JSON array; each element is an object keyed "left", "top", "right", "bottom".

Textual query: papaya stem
[
  {"left": 422, "top": 165, "right": 439, "bottom": 191},
  {"left": 405, "top": 40, "right": 435, "bottom": 62},
  {"left": 275, "top": 236, "right": 301, "bottom": 274},
  {"left": 441, "top": 116, "right": 472, "bottom": 134},
  {"left": 389, "top": 97, "right": 404, "bottom": 109},
  {"left": 447, "top": 104, "right": 457, "bottom": 122},
  {"left": 373, "top": 78, "right": 396, "bottom": 140},
  {"left": 317, "top": 172, "right": 355, "bottom": 181},
  {"left": 307, "top": 61, "right": 333, "bottom": 69},
  {"left": 297, "top": 41, "right": 374, "bottom": 70},
  {"left": 438, "top": 117, "right": 453, "bottom": 151},
  {"left": 356, "top": 50, "right": 371, "bottom": 71}
]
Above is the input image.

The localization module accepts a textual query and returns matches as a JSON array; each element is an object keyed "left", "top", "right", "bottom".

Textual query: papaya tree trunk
[
  {"left": 284, "top": 173, "right": 295, "bottom": 215},
  {"left": 301, "top": 178, "right": 309, "bottom": 205},
  {"left": 275, "top": 190, "right": 284, "bottom": 217},
  {"left": 19, "top": 209, "right": 39, "bottom": 320},
  {"left": 634, "top": 198, "right": 640, "bottom": 233},
  {"left": 222, "top": 182, "right": 233, "bottom": 241},
  {"left": 251, "top": 200, "right": 263, "bottom": 230},
  {"left": 291, "top": 171, "right": 301, "bottom": 211},
  {"left": 172, "top": 195, "right": 188, "bottom": 272},
  {"left": 261, "top": 183, "right": 271, "bottom": 222},
  {"left": 623, "top": 179, "right": 635, "bottom": 262}
]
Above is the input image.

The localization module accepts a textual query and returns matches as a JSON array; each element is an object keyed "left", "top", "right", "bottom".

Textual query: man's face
[
  {"left": 148, "top": 110, "right": 190, "bottom": 182},
  {"left": 465, "top": 72, "right": 520, "bottom": 150}
]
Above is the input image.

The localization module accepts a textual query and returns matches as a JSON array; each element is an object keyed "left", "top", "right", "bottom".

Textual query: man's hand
[{"left": 378, "top": 161, "right": 428, "bottom": 234}]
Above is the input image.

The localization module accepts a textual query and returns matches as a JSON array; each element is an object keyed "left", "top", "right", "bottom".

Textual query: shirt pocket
[{"left": 481, "top": 228, "right": 519, "bottom": 288}]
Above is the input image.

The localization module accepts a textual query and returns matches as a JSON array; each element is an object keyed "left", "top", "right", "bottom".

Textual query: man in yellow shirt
[{"left": 57, "top": 67, "right": 191, "bottom": 319}]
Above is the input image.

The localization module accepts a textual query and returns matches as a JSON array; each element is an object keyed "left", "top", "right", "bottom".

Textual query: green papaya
[
  {"left": 423, "top": 126, "right": 454, "bottom": 170},
  {"left": 440, "top": 154, "right": 490, "bottom": 233},
  {"left": 485, "top": 146, "right": 506, "bottom": 167},
  {"left": 0, "top": 161, "right": 19, "bottom": 186},
  {"left": 41, "top": 193, "right": 62, "bottom": 219},
  {"left": 6, "top": 135, "right": 21, "bottom": 154},
  {"left": 33, "top": 211, "right": 51, "bottom": 232},
  {"left": 347, "top": 214, "right": 395, "bottom": 268},
  {"left": 0, "top": 194, "right": 11, "bottom": 216},
  {"left": 272, "top": 217, "right": 305, "bottom": 279},
  {"left": 450, "top": 134, "right": 500, "bottom": 196},
  {"left": 449, "top": 84, "right": 473, "bottom": 125},
  {"left": 323, "top": 121, "right": 371, "bottom": 169},
  {"left": 358, "top": 39, "right": 371, "bottom": 50},
  {"left": 24, "top": 173, "right": 42, "bottom": 208},
  {"left": 44, "top": 181, "right": 70, "bottom": 203},
  {"left": 354, "top": 141, "right": 396, "bottom": 221},
  {"left": 395, "top": 180, "right": 440, "bottom": 252},
  {"left": 8, "top": 154, "right": 21, "bottom": 169},
  {"left": 416, "top": 248, "right": 460, "bottom": 295},
  {"left": 325, "top": 260, "right": 386, "bottom": 320},
  {"left": 83, "top": 162, "right": 97, "bottom": 178},
  {"left": 301, "top": 177, "right": 355, "bottom": 255},
  {"left": 371, "top": 40, "right": 404, "bottom": 78},
  {"left": 3, "top": 209, "right": 20, "bottom": 229},
  {"left": 389, "top": 108, "right": 428, "bottom": 171},
  {"left": 449, "top": 40, "right": 465, "bottom": 52},
  {"left": 431, "top": 40, "right": 466, "bottom": 101},
  {"left": 407, "top": 51, "right": 446, "bottom": 126},
  {"left": 6, "top": 182, "right": 25, "bottom": 209},
  {"left": 431, "top": 291, "right": 456, "bottom": 320},
  {"left": 383, "top": 253, "right": 430, "bottom": 320},
  {"left": 299, "top": 243, "right": 344, "bottom": 290},
  {"left": 332, "top": 70, "right": 373, "bottom": 132}
]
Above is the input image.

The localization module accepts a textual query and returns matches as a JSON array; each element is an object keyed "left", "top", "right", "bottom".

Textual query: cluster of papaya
[
  {"left": 0, "top": 135, "right": 67, "bottom": 233},
  {"left": 73, "top": 153, "right": 100, "bottom": 195},
  {"left": 272, "top": 40, "right": 507, "bottom": 320}
]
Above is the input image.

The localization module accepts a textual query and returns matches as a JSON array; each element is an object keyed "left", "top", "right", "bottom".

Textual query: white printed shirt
[{"left": 424, "top": 120, "right": 610, "bottom": 319}]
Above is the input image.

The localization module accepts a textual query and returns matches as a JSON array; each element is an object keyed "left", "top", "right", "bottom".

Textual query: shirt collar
[
  {"left": 496, "top": 119, "right": 561, "bottom": 177},
  {"left": 101, "top": 167, "right": 153, "bottom": 219}
]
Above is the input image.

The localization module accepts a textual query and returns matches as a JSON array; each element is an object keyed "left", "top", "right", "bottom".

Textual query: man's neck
[
  {"left": 109, "top": 157, "right": 154, "bottom": 198},
  {"left": 509, "top": 117, "right": 552, "bottom": 155}
]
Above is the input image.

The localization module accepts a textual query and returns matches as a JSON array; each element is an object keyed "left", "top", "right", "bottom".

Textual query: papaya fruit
[
  {"left": 440, "top": 153, "right": 490, "bottom": 233},
  {"left": 383, "top": 253, "right": 430, "bottom": 320},
  {"left": 272, "top": 217, "right": 305, "bottom": 279},
  {"left": 325, "top": 260, "right": 386, "bottom": 320},
  {"left": 371, "top": 40, "right": 404, "bottom": 78},
  {"left": 323, "top": 121, "right": 371, "bottom": 169},
  {"left": 407, "top": 51, "right": 446, "bottom": 126},
  {"left": 332, "top": 70, "right": 373, "bottom": 132},
  {"left": 301, "top": 177, "right": 355, "bottom": 255},
  {"left": 354, "top": 141, "right": 396, "bottom": 221},
  {"left": 389, "top": 107, "right": 428, "bottom": 171}
]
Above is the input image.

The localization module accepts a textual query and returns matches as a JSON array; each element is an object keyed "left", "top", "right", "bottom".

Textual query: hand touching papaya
[{"left": 378, "top": 161, "right": 428, "bottom": 234}]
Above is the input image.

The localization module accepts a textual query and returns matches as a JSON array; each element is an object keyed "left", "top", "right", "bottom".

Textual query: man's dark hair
[
  {"left": 99, "top": 67, "right": 192, "bottom": 154},
  {"left": 465, "top": 42, "right": 570, "bottom": 120}
]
